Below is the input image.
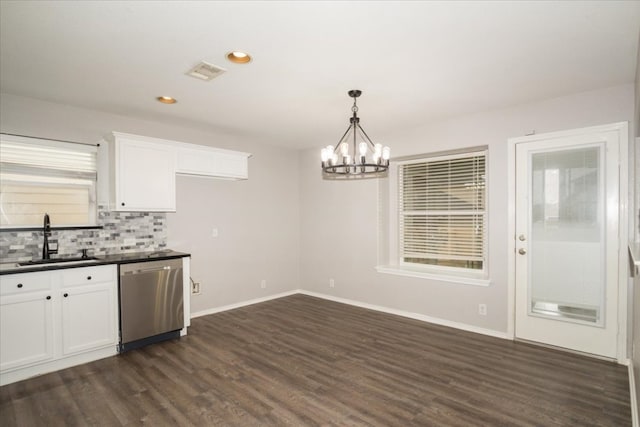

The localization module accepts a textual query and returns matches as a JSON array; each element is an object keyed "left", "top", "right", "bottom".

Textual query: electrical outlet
[
  {"left": 478, "top": 304, "right": 487, "bottom": 316},
  {"left": 192, "top": 282, "right": 201, "bottom": 295},
  {"left": 260, "top": 279, "right": 266, "bottom": 289},
  {"left": 329, "top": 278, "right": 335, "bottom": 288}
]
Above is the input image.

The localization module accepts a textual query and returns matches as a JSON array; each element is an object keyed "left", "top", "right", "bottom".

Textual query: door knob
[
  {"left": 518, "top": 235, "right": 526, "bottom": 241},
  {"left": 518, "top": 248, "right": 526, "bottom": 255}
]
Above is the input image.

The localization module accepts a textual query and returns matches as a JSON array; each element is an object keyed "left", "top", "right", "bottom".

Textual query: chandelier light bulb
[
  {"left": 373, "top": 144, "right": 382, "bottom": 163},
  {"left": 325, "top": 145, "right": 335, "bottom": 165},
  {"left": 321, "top": 148, "right": 329, "bottom": 162},
  {"left": 340, "top": 142, "right": 349, "bottom": 156},
  {"left": 382, "top": 146, "right": 391, "bottom": 160},
  {"left": 359, "top": 142, "right": 368, "bottom": 156}
]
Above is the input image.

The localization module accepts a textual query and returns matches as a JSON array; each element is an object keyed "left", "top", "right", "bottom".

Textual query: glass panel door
[
  {"left": 529, "top": 146, "right": 604, "bottom": 325},
  {"left": 513, "top": 124, "right": 623, "bottom": 360}
]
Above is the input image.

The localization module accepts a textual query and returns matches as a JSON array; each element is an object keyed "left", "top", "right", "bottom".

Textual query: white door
[{"left": 513, "top": 125, "right": 624, "bottom": 359}]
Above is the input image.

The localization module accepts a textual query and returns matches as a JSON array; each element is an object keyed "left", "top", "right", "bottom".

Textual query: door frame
[{"left": 507, "top": 122, "right": 629, "bottom": 363}]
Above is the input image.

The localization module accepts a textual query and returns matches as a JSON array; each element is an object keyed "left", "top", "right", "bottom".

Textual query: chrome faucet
[{"left": 42, "top": 213, "right": 58, "bottom": 260}]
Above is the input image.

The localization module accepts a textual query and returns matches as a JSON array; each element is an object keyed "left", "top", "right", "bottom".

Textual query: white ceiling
[{"left": 1, "top": 1, "right": 639, "bottom": 150}]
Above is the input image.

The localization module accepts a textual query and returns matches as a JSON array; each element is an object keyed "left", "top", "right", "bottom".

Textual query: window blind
[
  {"left": 0, "top": 136, "right": 98, "bottom": 227},
  {"left": 399, "top": 152, "right": 486, "bottom": 271}
]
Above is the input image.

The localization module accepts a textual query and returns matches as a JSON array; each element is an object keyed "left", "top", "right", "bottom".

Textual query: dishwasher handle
[
  {"left": 121, "top": 265, "right": 175, "bottom": 275},
  {"left": 119, "top": 259, "right": 184, "bottom": 276}
]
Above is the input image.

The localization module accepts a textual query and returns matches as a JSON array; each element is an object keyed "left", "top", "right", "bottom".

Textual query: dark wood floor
[{"left": 0, "top": 294, "right": 631, "bottom": 426}]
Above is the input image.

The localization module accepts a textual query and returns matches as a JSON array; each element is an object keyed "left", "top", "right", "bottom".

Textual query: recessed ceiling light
[
  {"left": 227, "top": 51, "right": 252, "bottom": 64},
  {"left": 156, "top": 96, "right": 177, "bottom": 104}
]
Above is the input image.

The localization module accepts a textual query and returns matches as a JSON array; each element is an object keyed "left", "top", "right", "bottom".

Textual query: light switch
[{"left": 211, "top": 228, "right": 219, "bottom": 238}]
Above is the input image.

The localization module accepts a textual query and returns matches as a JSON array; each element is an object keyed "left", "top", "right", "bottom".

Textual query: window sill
[
  {"left": 0, "top": 225, "right": 103, "bottom": 232},
  {"left": 375, "top": 265, "right": 491, "bottom": 287}
]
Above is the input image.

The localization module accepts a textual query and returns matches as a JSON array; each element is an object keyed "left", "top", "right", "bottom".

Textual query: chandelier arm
[
  {"left": 355, "top": 123, "right": 376, "bottom": 146},
  {"left": 352, "top": 114, "right": 358, "bottom": 155},
  {"left": 336, "top": 123, "right": 355, "bottom": 147}
]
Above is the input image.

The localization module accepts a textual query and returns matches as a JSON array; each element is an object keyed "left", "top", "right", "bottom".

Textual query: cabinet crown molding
[{"left": 105, "top": 131, "right": 252, "bottom": 158}]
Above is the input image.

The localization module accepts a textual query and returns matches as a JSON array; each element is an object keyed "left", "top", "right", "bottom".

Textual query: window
[
  {"left": 0, "top": 134, "right": 97, "bottom": 228},
  {"left": 397, "top": 150, "right": 487, "bottom": 276}
]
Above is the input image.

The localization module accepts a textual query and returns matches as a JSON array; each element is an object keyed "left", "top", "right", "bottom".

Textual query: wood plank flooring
[{"left": 0, "top": 294, "right": 631, "bottom": 426}]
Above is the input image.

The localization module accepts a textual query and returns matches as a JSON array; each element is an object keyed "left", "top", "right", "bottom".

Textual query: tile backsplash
[{"left": 0, "top": 205, "right": 167, "bottom": 262}]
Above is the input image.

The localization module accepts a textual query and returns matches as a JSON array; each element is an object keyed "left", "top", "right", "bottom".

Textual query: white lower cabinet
[
  {"left": 0, "top": 265, "right": 118, "bottom": 385},
  {"left": 60, "top": 282, "right": 116, "bottom": 356},
  {"left": 0, "top": 290, "right": 54, "bottom": 371}
]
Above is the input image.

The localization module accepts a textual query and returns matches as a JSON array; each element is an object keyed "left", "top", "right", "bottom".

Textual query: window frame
[
  {"left": 377, "top": 146, "right": 490, "bottom": 286},
  {"left": 0, "top": 133, "right": 99, "bottom": 229}
]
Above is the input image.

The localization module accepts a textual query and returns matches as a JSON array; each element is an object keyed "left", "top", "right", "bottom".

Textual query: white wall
[
  {"left": 0, "top": 93, "right": 301, "bottom": 314},
  {"left": 167, "top": 160, "right": 300, "bottom": 313},
  {"left": 299, "top": 84, "right": 634, "bottom": 334}
]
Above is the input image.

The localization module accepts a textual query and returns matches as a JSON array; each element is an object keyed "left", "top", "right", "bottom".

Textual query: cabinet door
[
  {"left": 211, "top": 152, "right": 248, "bottom": 179},
  {"left": 60, "top": 283, "right": 117, "bottom": 356},
  {"left": 0, "top": 291, "right": 54, "bottom": 371},
  {"left": 176, "top": 146, "right": 249, "bottom": 179},
  {"left": 176, "top": 146, "right": 215, "bottom": 175},
  {"left": 115, "top": 138, "right": 176, "bottom": 211}
]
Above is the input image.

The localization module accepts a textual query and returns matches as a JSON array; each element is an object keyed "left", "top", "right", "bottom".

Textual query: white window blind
[
  {"left": 0, "top": 135, "right": 97, "bottom": 227},
  {"left": 399, "top": 151, "right": 486, "bottom": 272}
]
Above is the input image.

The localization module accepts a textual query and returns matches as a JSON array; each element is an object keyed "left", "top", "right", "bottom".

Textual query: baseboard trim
[
  {"left": 190, "top": 289, "right": 509, "bottom": 340},
  {"left": 190, "top": 290, "right": 299, "bottom": 318},
  {"left": 298, "top": 290, "right": 509, "bottom": 340},
  {"left": 629, "top": 359, "right": 639, "bottom": 427}
]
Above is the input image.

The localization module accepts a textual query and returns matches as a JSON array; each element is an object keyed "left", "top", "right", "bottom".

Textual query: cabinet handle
[
  {"left": 46, "top": 296, "right": 51, "bottom": 300},
  {"left": 17, "top": 283, "right": 23, "bottom": 288},
  {"left": 87, "top": 276, "right": 92, "bottom": 280},
  {"left": 121, "top": 202, "right": 125, "bottom": 206},
  {"left": 63, "top": 293, "right": 69, "bottom": 298}
]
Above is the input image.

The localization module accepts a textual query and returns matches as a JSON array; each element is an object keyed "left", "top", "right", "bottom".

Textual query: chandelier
[{"left": 321, "top": 90, "right": 390, "bottom": 178}]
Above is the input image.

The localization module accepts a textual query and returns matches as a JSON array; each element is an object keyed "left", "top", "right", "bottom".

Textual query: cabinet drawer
[
  {"left": 62, "top": 265, "right": 115, "bottom": 287},
  {"left": 0, "top": 271, "right": 52, "bottom": 296}
]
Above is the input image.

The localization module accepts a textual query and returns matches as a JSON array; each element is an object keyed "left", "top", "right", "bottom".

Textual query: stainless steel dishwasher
[{"left": 119, "top": 258, "right": 184, "bottom": 352}]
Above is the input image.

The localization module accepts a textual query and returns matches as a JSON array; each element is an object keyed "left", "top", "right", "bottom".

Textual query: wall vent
[{"left": 186, "top": 61, "right": 226, "bottom": 81}]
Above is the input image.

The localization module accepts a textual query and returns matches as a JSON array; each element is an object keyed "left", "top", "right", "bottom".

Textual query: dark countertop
[{"left": 0, "top": 250, "right": 190, "bottom": 275}]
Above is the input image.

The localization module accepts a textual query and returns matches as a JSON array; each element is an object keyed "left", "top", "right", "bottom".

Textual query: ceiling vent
[{"left": 186, "top": 61, "right": 226, "bottom": 81}]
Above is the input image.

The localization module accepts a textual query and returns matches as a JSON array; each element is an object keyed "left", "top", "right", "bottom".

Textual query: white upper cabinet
[
  {"left": 108, "top": 133, "right": 176, "bottom": 212},
  {"left": 175, "top": 144, "right": 249, "bottom": 179},
  {"left": 106, "top": 132, "right": 250, "bottom": 212}
]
